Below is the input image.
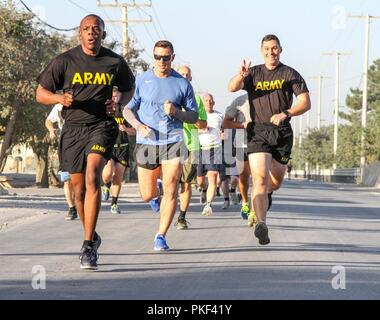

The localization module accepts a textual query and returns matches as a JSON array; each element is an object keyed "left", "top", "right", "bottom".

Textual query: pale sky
[{"left": 20, "top": 0, "right": 380, "bottom": 134}]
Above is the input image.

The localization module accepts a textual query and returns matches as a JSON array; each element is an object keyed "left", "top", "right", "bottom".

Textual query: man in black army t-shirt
[
  {"left": 101, "top": 88, "right": 136, "bottom": 215},
  {"left": 36, "top": 15, "right": 135, "bottom": 270},
  {"left": 228, "top": 34, "right": 311, "bottom": 245}
]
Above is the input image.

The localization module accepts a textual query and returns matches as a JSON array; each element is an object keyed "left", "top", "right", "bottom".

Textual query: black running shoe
[
  {"left": 65, "top": 207, "right": 78, "bottom": 221},
  {"left": 80, "top": 246, "right": 98, "bottom": 270},
  {"left": 254, "top": 222, "right": 270, "bottom": 245},
  {"left": 267, "top": 192, "right": 273, "bottom": 211},
  {"left": 93, "top": 232, "right": 102, "bottom": 251},
  {"left": 175, "top": 216, "right": 190, "bottom": 230}
]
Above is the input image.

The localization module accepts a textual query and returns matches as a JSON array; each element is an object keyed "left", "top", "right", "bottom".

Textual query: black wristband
[{"left": 283, "top": 110, "right": 291, "bottom": 118}]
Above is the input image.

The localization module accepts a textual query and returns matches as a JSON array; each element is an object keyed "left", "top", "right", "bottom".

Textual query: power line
[
  {"left": 66, "top": 0, "right": 92, "bottom": 14},
  {"left": 151, "top": 3, "right": 167, "bottom": 39},
  {"left": 19, "top": 0, "right": 78, "bottom": 32}
]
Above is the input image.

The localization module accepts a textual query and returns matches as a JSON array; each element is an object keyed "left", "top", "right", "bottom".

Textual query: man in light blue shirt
[{"left": 123, "top": 40, "right": 198, "bottom": 251}]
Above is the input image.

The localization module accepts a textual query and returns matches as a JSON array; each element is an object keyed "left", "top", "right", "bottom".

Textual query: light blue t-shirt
[{"left": 127, "top": 69, "right": 198, "bottom": 145}]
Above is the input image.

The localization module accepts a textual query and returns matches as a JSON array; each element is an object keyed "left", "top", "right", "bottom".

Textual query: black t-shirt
[
  {"left": 37, "top": 46, "right": 135, "bottom": 125},
  {"left": 243, "top": 63, "right": 308, "bottom": 126},
  {"left": 114, "top": 111, "right": 131, "bottom": 145}
]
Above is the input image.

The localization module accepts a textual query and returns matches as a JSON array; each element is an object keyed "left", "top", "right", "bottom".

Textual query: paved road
[{"left": 0, "top": 180, "right": 379, "bottom": 300}]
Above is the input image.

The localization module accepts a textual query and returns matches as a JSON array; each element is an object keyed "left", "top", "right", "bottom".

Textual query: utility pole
[
  {"left": 97, "top": 0, "right": 152, "bottom": 57},
  {"left": 311, "top": 75, "right": 330, "bottom": 130},
  {"left": 349, "top": 15, "right": 380, "bottom": 181},
  {"left": 322, "top": 51, "right": 350, "bottom": 169}
]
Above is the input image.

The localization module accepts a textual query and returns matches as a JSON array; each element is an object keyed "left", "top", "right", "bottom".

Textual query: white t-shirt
[
  {"left": 47, "top": 104, "right": 64, "bottom": 130},
  {"left": 199, "top": 110, "right": 224, "bottom": 150}
]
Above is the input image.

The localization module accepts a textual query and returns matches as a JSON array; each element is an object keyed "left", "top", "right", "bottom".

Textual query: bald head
[{"left": 178, "top": 66, "right": 192, "bottom": 82}]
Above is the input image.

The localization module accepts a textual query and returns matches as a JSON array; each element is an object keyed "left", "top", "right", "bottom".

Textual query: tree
[
  {"left": 344, "top": 59, "right": 380, "bottom": 166},
  {"left": 0, "top": 1, "right": 149, "bottom": 186},
  {"left": 0, "top": 1, "right": 76, "bottom": 187},
  {"left": 292, "top": 126, "right": 334, "bottom": 170}
]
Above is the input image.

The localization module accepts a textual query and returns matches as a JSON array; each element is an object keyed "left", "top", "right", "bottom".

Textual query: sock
[
  {"left": 207, "top": 202, "right": 212, "bottom": 207},
  {"left": 93, "top": 232, "right": 99, "bottom": 242},
  {"left": 105, "top": 182, "right": 111, "bottom": 189},
  {"left": 224, "top": 198, "right": 230, "bottom": 202},
  {"left": 230, "top": 188, "right": 236, "bottom": 193},
  {"left": 111, "top": 197, "right": 118, "bottom": 206},
  {"left": 69, "top": 206, "right": 76, "bottom": 211},
  {"left": 179, "top": 211, "right": 187, "bottom": 219},
  {"left": 83, "top": 240, "right": 94, "bottom": 248}
]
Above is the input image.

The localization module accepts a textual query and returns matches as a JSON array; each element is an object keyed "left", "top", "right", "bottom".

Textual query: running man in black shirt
[
  {"left": 101, "top": 88, "right": 136, "bottom": 214},
  {"left": 228, "top": 34, "right": 311, "bottom": 245},
  {"left": 36, "top": 15, "right": 135, "bottom": 270}
]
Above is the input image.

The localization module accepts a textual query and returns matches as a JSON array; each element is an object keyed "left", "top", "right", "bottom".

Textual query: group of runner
[{"left": 36, "top": 14, "right": 311, "bottom": 270}]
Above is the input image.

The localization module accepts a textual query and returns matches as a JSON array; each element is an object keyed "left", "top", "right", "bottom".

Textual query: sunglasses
[{"left": 154, "top": 54, "right": 172, "bottom": 62}]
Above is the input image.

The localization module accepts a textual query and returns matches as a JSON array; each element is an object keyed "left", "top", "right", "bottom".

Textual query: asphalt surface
[{"left": 0, "top": 179, "right": 379, "bottom": 300}]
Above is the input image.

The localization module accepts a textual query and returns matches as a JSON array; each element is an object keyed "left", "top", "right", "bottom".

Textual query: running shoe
[
  {"left": 222, "top": 199, "right": 230, "bottom": 210},
  {"left": 65, "top": 207, "right": 78, "bottom": 221},
  {"left": 93, "top": 232, "right": 102, "bottom": 251},
  {"left": 202, "top": 204, "right": 213, "bottom": 216},
  {"left": 80, "top": 246, "right": 98, "bottom": 270},
  {"left": 149, "top": 197, "right": 161, "bottom": 213},
  {"left": 175, "top": 216, "right": 189, "bottom": 230},
  {"left": 110, "top": 204, "right": 121, "bottom": 214},
  {"left": 240, "top": 202, "right": 250, "bottom": 220},
  {"left": 101, "top": 186, "right": 110, "bottom": 201},
  {"left": 247, "top": 211, "right": 258, "bottom": 228},
  {"left": 154, "top": 234, "right": 170, "bottom": 251},
  {"left": 254, "top": 222, "right": 270, "bottom": 245},
  {"left": 230, "top": 192, "right": 239, "bottom": 205}
]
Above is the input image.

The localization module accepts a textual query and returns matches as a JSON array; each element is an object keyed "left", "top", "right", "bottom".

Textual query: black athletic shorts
[
  {"left": 247, "top": 124, "right": 293, "bottom": 165},
  {"left": 111, "top": 143, "right": 130, "bottom": 168},
  {"left": 134, "top": 141, "right": 186, "bottom": 170},
  {"left": 197, "top": 147, "right": 227, "bottom": 181},
  {"left": 60, "top": 120, "right": 118, "bottom": 174}
]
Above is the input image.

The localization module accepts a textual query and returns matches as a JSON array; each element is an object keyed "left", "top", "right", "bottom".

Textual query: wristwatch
[{"left": 283, "top": 110, "right": 291, "bottom": 119}]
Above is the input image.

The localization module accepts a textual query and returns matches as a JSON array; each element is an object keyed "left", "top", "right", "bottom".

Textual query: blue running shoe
[
  {"left": 154, "top": 234, "right": 169, "bottom": 251},
  {"left": 149, "top": 197, "right": 161, "bottom": 213}
]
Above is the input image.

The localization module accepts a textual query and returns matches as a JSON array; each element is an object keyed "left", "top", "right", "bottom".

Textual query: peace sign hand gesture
[{"left": 239, "top": 60, "right": 251, "bottom": 78}]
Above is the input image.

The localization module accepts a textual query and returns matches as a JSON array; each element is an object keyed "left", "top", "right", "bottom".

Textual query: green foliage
[
  {"left": 293, "top": 59, "right": 380, "bottom": 169},
  {"left": 0, "top": 0, "right": 148, "bottom": 177},
  {"left": 292, "top": 127, "right": 334, "bottom": 170}
]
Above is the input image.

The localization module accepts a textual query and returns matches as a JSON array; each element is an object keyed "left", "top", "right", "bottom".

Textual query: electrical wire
[{"left": 19, "top": 0, "right": 78, "bottom": 31}]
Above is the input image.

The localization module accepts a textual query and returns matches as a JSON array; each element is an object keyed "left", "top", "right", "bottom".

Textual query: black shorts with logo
[
  {"left": 134, "top": 141, "right": 186, "bottom": 170},
  {"left": 247, "top": 124, "right": 293, "bottom": 165},
  {"left": 60, "top": 119, "right": 118, "bottom": 174},
  {"left": 111, "top": 143, "right": 130, "bottom": 168}
]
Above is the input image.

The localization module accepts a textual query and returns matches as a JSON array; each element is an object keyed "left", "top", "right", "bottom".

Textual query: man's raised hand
[{"left": 240, "top": 60, "right": 252, "bottom": 78}]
